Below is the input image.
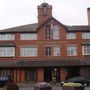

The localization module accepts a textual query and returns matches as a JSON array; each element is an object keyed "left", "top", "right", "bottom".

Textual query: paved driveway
[
  {"left": 19, "top": 87, "right": 61, "bottom": 90},
  {"left": 19, "top": 86, "right": 90, "bottom": 90},
  {"left": 0, "top": 86, "right": 90, "bottom": 90}
]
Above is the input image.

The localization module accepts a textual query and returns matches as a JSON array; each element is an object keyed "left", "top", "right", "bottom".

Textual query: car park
[{"left": 0, "top": 76, "right": 9, "bottom": 87}]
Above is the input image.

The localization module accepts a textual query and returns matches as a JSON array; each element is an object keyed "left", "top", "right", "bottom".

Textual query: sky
[{"left": 0, "top": 0, "right": 90, "bottom": 29}]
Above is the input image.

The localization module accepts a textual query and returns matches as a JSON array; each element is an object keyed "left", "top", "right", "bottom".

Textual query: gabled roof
[
  {"left": 0, "top": 17, "right": 90, "bottom": 33},
  {"left": 38, "top": 17, "right": 67, "bottom": 30},
  {"left": 38, "top": 17, "right": 90, "bottom": 32},
  {"left": 0, "top": 23, "right": 38, "bottom": 33}
]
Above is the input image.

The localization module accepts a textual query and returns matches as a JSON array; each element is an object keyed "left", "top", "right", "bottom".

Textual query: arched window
[{"left": 43, "top": 5, "right": 48, "bottom": 15}]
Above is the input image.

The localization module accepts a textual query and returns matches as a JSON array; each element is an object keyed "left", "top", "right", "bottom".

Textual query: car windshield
[
  {"left": 0, "top": 77, "right": 8, "bottom": 80},
  {"left": 69, "top": 77, "right": 88, "bottom": 82}
]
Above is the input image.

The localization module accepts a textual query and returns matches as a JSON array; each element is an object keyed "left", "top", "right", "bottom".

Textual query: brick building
[{"left": 0, "top": 3, "right": 90, "bottom": 82}]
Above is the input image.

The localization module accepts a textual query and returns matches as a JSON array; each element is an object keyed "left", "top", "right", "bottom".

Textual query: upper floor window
[
  {"left": 0, "top": 34, "right": 15, "bottom": 41},
  {"left": 82, "top": 45, "right": 90, "bottom": 55},
  {"left": 52, "top": 25, "right": 60, "bottom": 40},
  {"left": 45, "top": 24, "right": 59, "bottom": 40},
  {"left": 0, "top": 47, "right": 15, "bottom": 57},
  {"left": 45, "top": 46, "right": 52, "bottom": 56},
  {"left": 53, "top": 47, "right": 60, "bottom": 56},
  {"left": 45, "top": 46, "right": 60, "bottom": 56},
  {"left": 20, "top": 33, "right": 37, "bottom": 40},
  {"left": 45, "top": 25, "right": 52, "bottom": 40},
  {"left": 82, "top": 32, "right": 90, "bottom": 39},
  {"left": 20, "top": 46, "right": 38, "bottom": 57},
  {"left": 67, "top": 45, "right": 77, "bottom": 56},
  {"left": 67, "top": 33, "right": 76, "bottom": 39}
]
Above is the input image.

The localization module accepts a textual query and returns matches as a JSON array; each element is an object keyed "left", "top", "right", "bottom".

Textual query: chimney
[
  {"left": 37, "top": 3, "right": 52, "bottom": 25},
  {"left": 87, "top": 8, "right": 90, "bottom": 25}
]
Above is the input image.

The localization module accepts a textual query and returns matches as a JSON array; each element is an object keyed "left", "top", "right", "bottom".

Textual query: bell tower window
[{"left": 43, "top": 5, "right": 48, "bottom": 15}]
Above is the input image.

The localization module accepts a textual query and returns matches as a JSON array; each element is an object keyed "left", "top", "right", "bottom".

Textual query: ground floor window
[{"left": 0, "top": 68, "right": 13, "bottom": 77}]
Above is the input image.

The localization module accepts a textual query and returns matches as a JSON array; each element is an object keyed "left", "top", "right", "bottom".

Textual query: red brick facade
[{"left": 0, "top": 3, "right": 90, "bottom": 83}]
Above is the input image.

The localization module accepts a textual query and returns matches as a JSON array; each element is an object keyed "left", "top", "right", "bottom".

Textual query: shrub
[
  {"left": 63, "top": 82, "right": 83, "bottom": 87},
  {"left": 35, "top": 82, "right": 51, "bottom": 88}
]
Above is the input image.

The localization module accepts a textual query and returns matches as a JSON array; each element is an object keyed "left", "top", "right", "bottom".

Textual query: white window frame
[
  {"left": 53, "top": 47, "right": 60, "bottom": 56},
  {"left": 45, "top": 46, "right": 60, "bottom": 56},
  {"left": 67, "top": 33, "right": 76, "bottom": 39},
  {"left": 51, "top": 25, "right": 60, "bottom": 40},
  {"left": 0, "top": 47, "right": 15, "bottom": 57},
  {"left": 82, "top": 45, "right": 90, "bottom": 55},
  {"left": 82, "top": 33, "right": 90, "bottom": 39},
  {"left": 20, "top": 46, "right": 38, "bottom": 57},
  {"left": 67, "top": 45, "right": 77, "bottom": 56},
  {"left": 20, "top": 33, "right": 37, "bottom": 40},
  {"left": 0, "top": 34, "right": 15, "bottom": 40}
]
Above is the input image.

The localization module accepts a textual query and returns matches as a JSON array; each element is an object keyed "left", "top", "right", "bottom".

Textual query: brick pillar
[
  {"left": 37, "top": 68, "right": 44, "bottom": 82},
  {"left": 60, "top": 68, "right": 67, "bottom": 81},
  {"left": 13, "top": 68, "right": 17, "bottom": 82},
  {"left": 20, "top": 69, "right": 25, "bottom": 82}
]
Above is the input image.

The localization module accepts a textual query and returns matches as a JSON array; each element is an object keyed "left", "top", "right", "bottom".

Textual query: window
[
  {"left": 20, "top": 33, "right": 37, "bottom": 40},
  {"left": 67, "top": 45, "right": 77, "bottom": 56},
  {"left": 43, "top": 5, "right": 48, "bottom": 15},
  {"left": 82, "top": 45, "right": 90, "bottom": 55},
  {"left": 52, "top": 25, "right": 60, "bottom": 40},
  {"left": 45, "top": 46, "right": 60, "bottom": 56},
  {"left": 20, "top": 46, "right": 37, "bottom": 57},
  {"left": 45, "top": 24, "right": 59, "bottom": 40},
  {"left": 45, "top": 47, "right": 52, "bottom": 56},
  {"left": 82, "top": 33, "right": 90, "bottom": 39},
  {"left": 0, "top": 34, "right": 15, "bottom": 40},
  {"left": 67, "top": 33, "right": 76, "bottom": 39},
  {"left": 45, "top": 25, "right": 52, "bottom": 40},
  {"left": 0, "top": 47, "right": 15, "bottom": 57},
  {"left": 53, "top": 47, "right": 60, "bottom": 56}
]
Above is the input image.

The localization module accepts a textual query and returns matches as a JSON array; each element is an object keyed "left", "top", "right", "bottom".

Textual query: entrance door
[
  {"left": 44, "top": 68, "right": 60, "bottom": 82},
  {"left": 44, "top": 68, "right": 52, "bottom": 82},
  {"left": 52, "top": 68, "right": 60, "bottom": 82}
]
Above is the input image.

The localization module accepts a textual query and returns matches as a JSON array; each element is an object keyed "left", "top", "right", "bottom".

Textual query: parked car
[
  {"left": 61, "top": 76, "right": 90, "bottom": 86},
  {"left": 0, "top": 76, "right": 9, "bottom": 87}
]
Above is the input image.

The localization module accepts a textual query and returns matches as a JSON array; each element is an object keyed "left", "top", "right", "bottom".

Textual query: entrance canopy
[{"left": 0, "top": 59, "right": 90, "bottom": 67}]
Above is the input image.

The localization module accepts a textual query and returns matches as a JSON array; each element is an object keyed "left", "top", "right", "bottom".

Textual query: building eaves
[
  {"left": 0, "top": 23, "right": 38, "bottom": 33},
  {"left": 66, "top": 25, "right": 90, "bottom": 32}
]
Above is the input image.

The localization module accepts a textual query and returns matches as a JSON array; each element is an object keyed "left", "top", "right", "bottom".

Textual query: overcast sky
[{"left": 0, "top": 0, "right": 90, "bottom": 29}]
